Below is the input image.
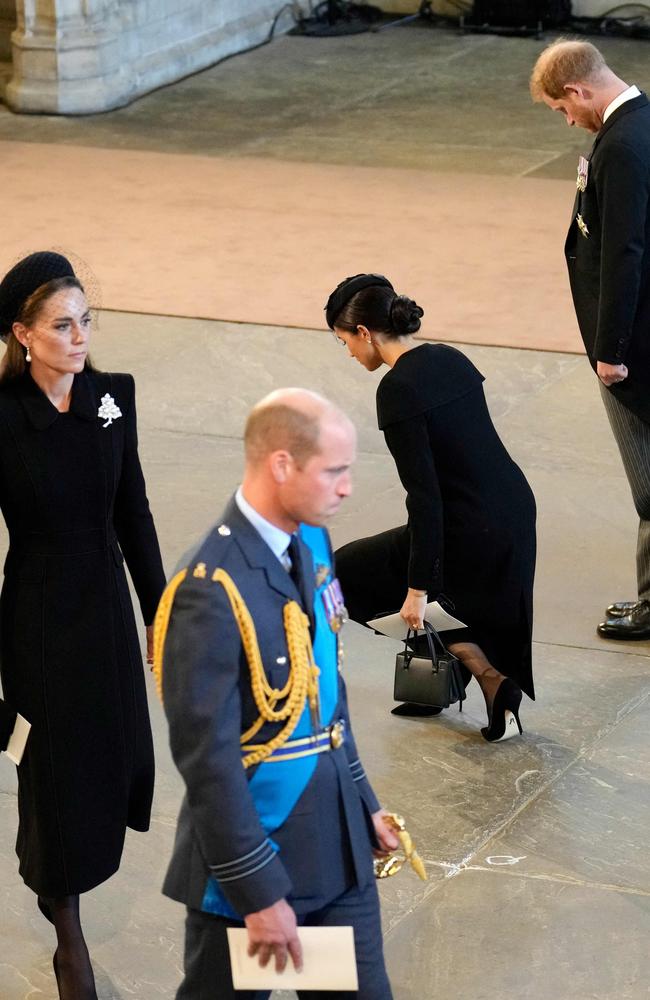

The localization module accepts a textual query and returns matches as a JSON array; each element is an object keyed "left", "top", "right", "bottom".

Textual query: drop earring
[{"left": 25, "top": 345, "right": 31, "bottom": 362}]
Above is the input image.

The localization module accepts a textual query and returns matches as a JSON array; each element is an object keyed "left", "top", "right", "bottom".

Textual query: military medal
[
  {"left": 576, "top": 213, "right": 590, "bottom": 239},
  {"left": 314, "top": 563, "right": 330, "bottom": 588},
  {"left": 576, "top": 155, "right": 589, "bottom": 193},
  {"left": 322, "top": 577, "right": 347, "bottom": 633}
]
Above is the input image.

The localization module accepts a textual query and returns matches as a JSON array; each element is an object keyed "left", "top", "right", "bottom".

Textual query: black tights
[{"left": 39, "top": 894, "right": 97, "bottom": 1000}]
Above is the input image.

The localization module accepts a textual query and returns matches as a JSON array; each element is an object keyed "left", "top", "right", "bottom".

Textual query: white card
[
  {"left": 227, "top": 925, "right": 358, "bottom": 991},
  {"left": 6, "top": 714, "right": 31, "bottom": 766},
  {"left": 367, "top": 600, "right": 466, "bottom": 640}
]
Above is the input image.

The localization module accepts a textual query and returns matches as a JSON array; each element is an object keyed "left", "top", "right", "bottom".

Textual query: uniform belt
[{"left": 241, "top": 720, "right": 345, "bottom": 763}]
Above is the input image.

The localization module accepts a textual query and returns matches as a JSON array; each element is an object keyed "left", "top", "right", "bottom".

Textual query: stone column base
[{"left": 6, "top": 2, "right": 290, "bottom": 115}]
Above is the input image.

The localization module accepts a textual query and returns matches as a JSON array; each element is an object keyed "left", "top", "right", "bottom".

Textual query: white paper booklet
[
  {"left": 227, "top": 925, "right": 358, "bottom": 991},
  {"left": 5, "top": 714, "right": 31, "bottom": 766},
  {"left": 367, "top": 600, "right": 466, "bottom": 640}
]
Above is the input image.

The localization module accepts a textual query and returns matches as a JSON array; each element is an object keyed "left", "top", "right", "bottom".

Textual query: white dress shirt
[{"left": 603, "top": 84, "right": 641, "bottom": 123}]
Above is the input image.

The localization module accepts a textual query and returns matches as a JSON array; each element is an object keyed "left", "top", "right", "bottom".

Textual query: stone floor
[
  {"left": 1, "top": 315, "right": 649, "bottom": 999},
  {"left": 0, "top": 18, "right": 649, "bottom": 1000},
  {"left": 0, "top": 26, "right": 648, "bottom": 176}
]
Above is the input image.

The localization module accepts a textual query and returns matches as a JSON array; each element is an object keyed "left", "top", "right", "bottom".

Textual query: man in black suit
[
  {"left": 157, "top": 388, "right": 397, "bottom": 999},
  {"left": 531, "top": 39, "right": 650, "bottom": 639}
]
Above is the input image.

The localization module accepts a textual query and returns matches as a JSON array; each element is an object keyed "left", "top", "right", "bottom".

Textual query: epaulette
[
  {"left": 190, "top": 523, "right": 236, "bottom": 582},
  {"left": 152, "top": 522, "right": 236, "bottom": 698}
]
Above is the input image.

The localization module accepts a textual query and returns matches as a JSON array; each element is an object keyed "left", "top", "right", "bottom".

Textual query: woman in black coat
[
  {"left": 0, "top": 252, "right": 166, "bottom": 998},
  {"left": 325, "top": 274, "right": 536, "bottom": 742}
]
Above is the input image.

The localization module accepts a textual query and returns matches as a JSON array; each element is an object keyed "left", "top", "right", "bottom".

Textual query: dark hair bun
[{"left": 390, "top": 295, "right": 424, "bottom": 336}]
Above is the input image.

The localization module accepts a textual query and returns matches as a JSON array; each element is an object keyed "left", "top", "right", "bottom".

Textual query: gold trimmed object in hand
[{"left": 374, "top": 812, "right": 427, "bottom": 882}]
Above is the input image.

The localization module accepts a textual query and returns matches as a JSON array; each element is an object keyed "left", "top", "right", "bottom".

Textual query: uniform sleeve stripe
[
  {"left": 349, "top": 758, "right": 366, "bottom": 782},
  {"left": 209, "top": 839, "right": 274, "bottom": 874},
  {"left": 213, "top": 850, "right": 277, "bottom": 883}
]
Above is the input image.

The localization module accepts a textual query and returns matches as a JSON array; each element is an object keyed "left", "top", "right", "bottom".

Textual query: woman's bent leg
[{"left": 335, "top": 526, "right": 409, "bottom": 625}]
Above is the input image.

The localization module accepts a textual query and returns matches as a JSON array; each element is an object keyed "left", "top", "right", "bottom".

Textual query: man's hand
[
  {"left": 372, "top": 809, "right": 401, "bottom": 855},
  {"left": 245, "top": 899, "right": 303, "bottom": 974},
  {"left": 597, "top": 361, "right": 628, "bottom": 386},
  {"left": 399, "top": 589, "right": 428, "bottom": 630}
]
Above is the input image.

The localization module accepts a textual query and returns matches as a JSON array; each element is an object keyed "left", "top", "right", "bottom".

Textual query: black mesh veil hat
[{"left": 0, "top": 252, "right": 76, "bottom": 342}]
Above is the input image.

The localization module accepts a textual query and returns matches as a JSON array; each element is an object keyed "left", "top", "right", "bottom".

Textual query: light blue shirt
[{"left": 235, "top": 487, "right": 292, "bottom": 569}]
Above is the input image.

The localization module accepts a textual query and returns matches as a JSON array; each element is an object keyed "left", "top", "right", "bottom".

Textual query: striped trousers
[{"left": 600, "top": 383, "right": 650, "bottom": 599}]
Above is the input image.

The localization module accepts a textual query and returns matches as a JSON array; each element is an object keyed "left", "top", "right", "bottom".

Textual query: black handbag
[{"left": 394, "top": 622, "right": 466, "bottom": 710}]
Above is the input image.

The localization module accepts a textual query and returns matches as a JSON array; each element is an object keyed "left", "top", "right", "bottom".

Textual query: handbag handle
[{"left": 404, "top": 620, "right": 447, "bottom": 667}]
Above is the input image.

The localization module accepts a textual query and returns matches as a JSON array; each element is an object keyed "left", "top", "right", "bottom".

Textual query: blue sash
[{"left": 202, "top": 524, "right": 339, "bottom": 918}]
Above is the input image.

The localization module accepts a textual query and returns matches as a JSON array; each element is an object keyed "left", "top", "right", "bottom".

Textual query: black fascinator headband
[
  {"left": 0, "top": 251, "right": 76, "bottom": 342},
  {"left": 325, "top": 273, "right": 394, "bottom": 330}
]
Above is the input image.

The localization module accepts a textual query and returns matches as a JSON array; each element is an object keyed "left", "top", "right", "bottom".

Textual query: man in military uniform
[{"left": 157, "top": 388, "right": 397, "bottom": 999}]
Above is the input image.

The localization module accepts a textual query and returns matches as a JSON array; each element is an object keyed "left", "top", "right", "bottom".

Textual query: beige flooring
[
  {"left": 0, "top": 140, "right": 578, "bottom": 350},
  {"left": 4, "top": 28, "right": 650, "bottom": 354}
]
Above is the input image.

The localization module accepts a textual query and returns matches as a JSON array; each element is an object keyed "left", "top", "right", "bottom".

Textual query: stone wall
[
  {"left": 6, "top": 0, "right": 293, "bottom": 114},
  {"left": 0, "top": 0, "right": 15, "bottom": 63}
]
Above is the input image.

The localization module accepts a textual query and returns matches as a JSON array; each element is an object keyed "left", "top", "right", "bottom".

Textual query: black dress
[
  {"left": 336, "top": 344, "right": 537, "bottom": 699},
  {"left": 0, "top": 369, "right": 165, "bottom": 896}
]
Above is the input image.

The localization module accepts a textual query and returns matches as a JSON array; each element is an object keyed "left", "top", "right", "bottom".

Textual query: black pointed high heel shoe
[{"left": 481, "top": 678, "right": 523, "bottom": 743}]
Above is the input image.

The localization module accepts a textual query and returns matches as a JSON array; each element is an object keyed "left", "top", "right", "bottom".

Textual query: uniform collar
[
  {"left": 18, "top": 369, "right": 97, "bottom": 430},
  {"left": 235, "top": 486, "right": 292, "bottom": 566},
  {"left": 222, "top": 496, "right": 315, "bottom": 626}
]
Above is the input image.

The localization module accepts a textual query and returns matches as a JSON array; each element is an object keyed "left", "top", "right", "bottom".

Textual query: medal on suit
[
  {"left": 321, "top": 575, "right": 347, "bottom": 633},
  {"left": 576, "top": 155, "right": 589, "bottom": 193},
  {"left": 576, "top": 213, "right": 590, "bottom": 239}
]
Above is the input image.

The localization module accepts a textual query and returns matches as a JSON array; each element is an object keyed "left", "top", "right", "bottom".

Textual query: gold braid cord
[
  {"left": 152, "top": 565, "right": 320, "bottom": 770},
  {"left": 152, "top": 568, "right": 188, "bottom": 701}
]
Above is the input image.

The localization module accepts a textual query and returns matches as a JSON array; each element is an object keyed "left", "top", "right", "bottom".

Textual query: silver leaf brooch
[{"left": 97, "top": 393, "right": 122, "bottom": 428}]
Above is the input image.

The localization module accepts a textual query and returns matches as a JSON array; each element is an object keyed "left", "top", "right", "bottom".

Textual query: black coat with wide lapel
[
  {"left": 0, "top": 367, "right": 164, "bottom": 896},
  {"left": 565, "top": 93, "right": 650, "bottom": 423}
]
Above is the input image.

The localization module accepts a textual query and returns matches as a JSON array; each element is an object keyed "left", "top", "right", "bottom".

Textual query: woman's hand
[
  {"left": 399, "top": 589, "right": 428, "bottom": 631},
  {"left": 372, "top": 809, "right": 401, "bottom": 855},
  {"left": 146, "top": 624, "right": 154, "bottom": 666}
]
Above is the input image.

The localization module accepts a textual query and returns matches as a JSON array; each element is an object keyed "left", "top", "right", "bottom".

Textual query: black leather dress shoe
[
  {"left": 605, "top": 599, "right": 649, "bottom": 618},
  {"left": 598, "top": 601, "right": 650, "bottom": 639}
]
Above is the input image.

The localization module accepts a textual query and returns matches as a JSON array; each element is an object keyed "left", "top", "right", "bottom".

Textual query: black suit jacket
[
  {"left": 565, "top": 93, "right": 650, "bottom": 423},
  {"left": 162, "top": 498, "right": 380, "bottom": 917}
]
